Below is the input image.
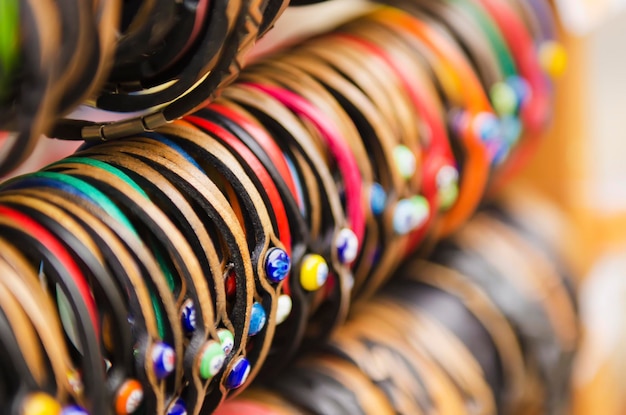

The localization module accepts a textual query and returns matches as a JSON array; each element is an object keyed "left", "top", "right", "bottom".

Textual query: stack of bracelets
[
  {"left": 0, "top": 0, "right": 289, "bottom": 175},
  {"left": 0, "top": 0, "right": 574, "bottom": 414},
  {"left": 215, "top": 190, "right": 579, "bottom": 415}
]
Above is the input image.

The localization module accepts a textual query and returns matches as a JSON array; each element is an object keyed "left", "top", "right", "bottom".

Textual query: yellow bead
[
  {"left": 21, "top": 392, "right": 62, "bottom": 415},
  {"left": 539, "top": 41, "right": 567, "bottom": 79},
  {"left": 300, "top": 254, "right": 329, "bottom": 291}
]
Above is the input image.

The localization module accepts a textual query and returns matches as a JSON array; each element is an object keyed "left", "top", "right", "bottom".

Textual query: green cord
[
  {"left": 0, "top": 0, "right": 19, "bottom": 101},
  {"left": 32, "top": 170, "right": 169, "bottom": 339},
  {"left": 448, "top": 0, "right": 517, "bottom": 78}
]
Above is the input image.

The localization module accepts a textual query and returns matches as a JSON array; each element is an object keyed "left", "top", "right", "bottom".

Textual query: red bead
[{"left": 226, "top": 271, "right": 237, "bottom": 297}]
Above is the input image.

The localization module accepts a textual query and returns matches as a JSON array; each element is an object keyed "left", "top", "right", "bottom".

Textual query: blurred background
[{"left": 518, "top": 5, "right": 626, "bottom": 414}]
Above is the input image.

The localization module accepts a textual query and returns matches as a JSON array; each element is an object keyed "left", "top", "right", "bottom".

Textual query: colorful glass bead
[
  {"left": 198, "top": 341, "right": 226, "bottom": 380},
  {"left": 393, "top": 196, "right": 430, "bottom": 235},
  {"left": 436, "top": 166, "right": 459, "bottom": 211},
  {"left": 60, "top": 405, "right": 89, "bottom": 415},
  {"left": 370, "top": 182, "right": 387, "bottom": 215},
  {"left": 300, "top": 254, "right": 329, "bottom": 291},
  {"left": 180, "top": 299, "right": 197, "bottom": 334},
  {"left": 67, "top": 370, "right": 83, "bottom": 395},
  {"left": 167, "top": 399, "right": 187, "bottom": 415},
  {"left": 276, "top": 294, "right": 292, "bottom": 325},
  {"left": 501, "top": 115, "right": 522, "bottom": 146},
  {"left": 217, "top": 328, "right": 235, "bottom": 355},
  {"left": 249, "top": 302, "right": 267, "bottom": 336},
  {"left": 472, "top": 112, "right": 501, "bottom": 144},
  {"left": 225, "top": 270, "right": 236, "bottom": 298},
  {"left": 539, "top": 40, "right": 567, "bottom": 79},
  {"left": 152, "top": 342, "right": 176, "bottom": 380},
  {"left": 490, "top": 81, "right": 518, "bottom": 116},
  {"left": 22, "top": 393, "right": 62, "bottom": 415},
  {"left": 264, "top": 247, "right": 291, "bottom": 283},
  {"left": 393, "top": 145, "right": 417, "bottom": 179},
  {"left": 225, "top": 357, "right": 251, "bottom": 389},
  {"left": 335, "top": 227, "right": 359, "bottom": 264},
  {"left": 506, "top": 75, "right": 531, "bottom": 108},
  {"left": 115, "top": 379, "right": 144, "bottom": 415}
]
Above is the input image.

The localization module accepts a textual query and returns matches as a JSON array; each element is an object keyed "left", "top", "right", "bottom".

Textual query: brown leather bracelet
[
  {"left": 239, "top": 61, "right": 380, "bottom": 297},
  {"left": 400, "top": 258, "right": 528, "bottom": 411}
]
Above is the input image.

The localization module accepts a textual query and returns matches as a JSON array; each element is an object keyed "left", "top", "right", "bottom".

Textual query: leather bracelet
[
  {"left": 0, "top": 208, "right": 107, "bottom": 414},
  {"left": 109, "top": 0, "right": 176, "bottom": 77},
  {"left": 449, "top": 224, "right": 572, "bottom": 414},
  {"left": 190, "top": 103, "right": 319, "bottom": 380},
  {"left": 327, "top": 305, "right": 465, "bottom": 414},
  {"left": 0, "top": 239, "right": 90, "bottom": 410},
  {"left": 205, "top": 101, "right": 302, "bottom": 209},
  {"left": 66, "top": 151, "right": 236, "bottom": 415},
  {"left": 79, "top": 137, "right": 260, "bottom": 410},
  {"left": 399, "top": 258, "right": 527, "bottom": 412},
  {"left": 51, "top": 0, "right": 102, "bottom": 118},
  {"left": 363, "top": 8, "right": 492, "bottom": 237},
  {"left": 3, "top": 186, "right": 176, "bottom": 415},
  {"left": 44, "top": 159, "right": 229, "bottom": 406},
  {"left": 297, "top": 38, "right": 422, "bottom": 187},
  {"left": 334, "top": 21, "right": 458, "bottom": 256},
  {"left": 270, "top": 356, "right": 394, "bottom": 415},
  {"left": 105, "top": 0, "right": 233, "bottom": 94},
  {"left": 153, "top": 122, "right": 285, "bottom": 393},
  {"left": 0, "top": 202, "right": 100, "bottom": 338},
  {"left": 244, "top": 82, "right": 365, "bottom": 255},
  {"left": 238, "top": 61, "right": 380, "bottom": 297},
  {"left": 379, "top": 289, "right": 498, "bottom": 414},
  {"left": 0, "top": 274, "right": 64, "bottom": 415},
  {"left": 222, "top": 84, "right": 353, "bottom": 339},
  {"left": 0, "top": 0, "right": 60, "bottom": 176},
  {"left": 50, "top": 0, "right": 269, "bottom": 142},
  {"left": 466, "top": 214, "right": 578, "bottom": 414},
  {"left": 0, "top": 191, "right": 137, "bottom": 410},
  {"left": 0, "top": 173, "right": 182, "bottom": 414},
  {"left": 250, "top": 54, "right": 412, "bottom": 300}
]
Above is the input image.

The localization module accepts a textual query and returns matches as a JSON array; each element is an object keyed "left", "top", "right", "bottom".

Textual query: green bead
[
  {"left": 393, "top": 145, "right": 417, "bottom": 179},
  {"left": 490, "top": 82, "right": 518, "bottom": 117},
  {"left": 437, "top": 166, "right": 459, "bottom": 211},
  {"left": 217, "top": 329, "right": 234, "bottom": 355},
  {"left": 439, "top": 183, "right": 459, "bottom": 211},
  {"left": 198, "top": 341, "right": 226, "bottom": 380}
]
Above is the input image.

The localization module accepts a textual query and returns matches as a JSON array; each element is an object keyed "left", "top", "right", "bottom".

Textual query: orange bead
[{"left": 115, "top": 379, "right": 144, "bottom": 415}]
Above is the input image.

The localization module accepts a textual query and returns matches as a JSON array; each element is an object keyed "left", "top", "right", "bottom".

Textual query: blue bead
[
  {"left": 369, "top": 183, "right": 387, "bottom": 215},
  {"left": 180, "top": 299, "right": 197, "bottom": 334},
  {"left": 225, "top": 357, "right": 251, "bottom": 389},
  {"left": 474, "top": 112, "right": 501, "bottom": 143},
  {"left": 60, "top": 405, "right": 89, "bottom": 415},
  {"left": 264, "top": 248, "right": 291, "bottom": 283},
  {"left": 167, "top": 399, "right": 187, "bottom": 415},
  {"left": 500, "top": 115, "right": 522, "bottom": 146},
  {"left": 393, "top": 196, "right": 430, "bottom": 235},
  {"left": 152, "top": 342, "right": 176, "bottom": 380},
  {"left": 335, "top": 228, "right": 359, "bottom": 264},
  {"left": 507, "top": 75, "right": 531, "bottom": 109},
  {"left": 248, "top": 302, "right": 267, "bottom": 336}
]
